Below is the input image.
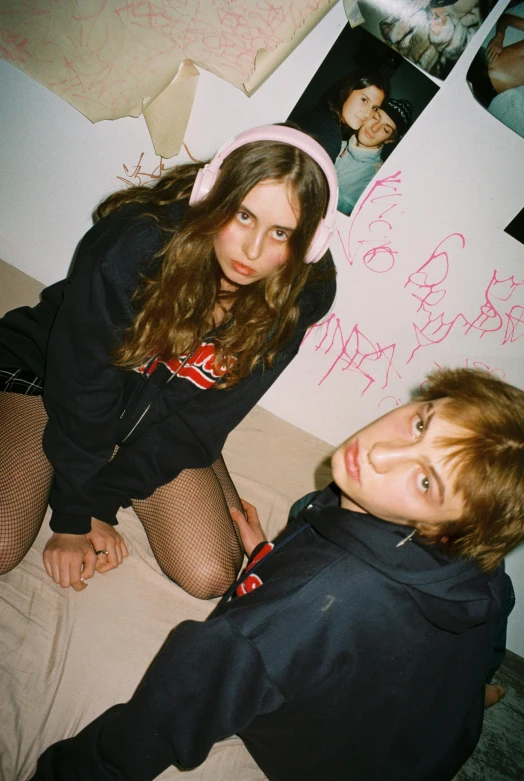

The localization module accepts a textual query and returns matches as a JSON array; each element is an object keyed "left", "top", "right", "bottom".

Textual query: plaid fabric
[{"left": 0, "top": 368, "right": 43, "bottom": 395}]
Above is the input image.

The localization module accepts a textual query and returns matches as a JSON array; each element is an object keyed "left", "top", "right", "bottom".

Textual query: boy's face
[
  {"left": 331, "top": 398, "right": 465, "bottom": 526},
  {"left": 356, "top": 110, "right": 397, "bottom": 149}
]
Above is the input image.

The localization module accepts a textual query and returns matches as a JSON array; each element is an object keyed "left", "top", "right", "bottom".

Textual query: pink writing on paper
[
  {"left": 337, "top": 170, "right": 402, "bottom": 272},
  {"left": 0, "top": 1, "right": 332, "bottom": 120}
]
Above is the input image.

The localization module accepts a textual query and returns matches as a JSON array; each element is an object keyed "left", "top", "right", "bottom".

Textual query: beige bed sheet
[{"left": 0, "top": 404, "right": 333, "bottom": 781}]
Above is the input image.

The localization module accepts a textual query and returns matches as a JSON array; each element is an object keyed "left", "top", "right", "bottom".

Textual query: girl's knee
[
  {"left": 0, "top": 539, "right": 28, "bottom": 575},
  {"left": 160, "top": 557, "right": 241, "bottom": 600}
]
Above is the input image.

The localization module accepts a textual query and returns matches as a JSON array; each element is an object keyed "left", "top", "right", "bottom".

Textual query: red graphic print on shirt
[
  {"left": 236, "top": 542, "right": 274, "bottom": 597},
  {"left": 138, "top": 342, "right": 232, "bottom": 390}
]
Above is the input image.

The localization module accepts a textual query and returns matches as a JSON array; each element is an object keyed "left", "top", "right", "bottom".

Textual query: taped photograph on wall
[
  {"left": 467, "top": 0, "right": 524, "bottom": 138},
  {"left": 357, "top": 0, "right": 498, "bottom": 80},
  {"left": 289, "top": 24, "right": 439, "bottom": 216}
]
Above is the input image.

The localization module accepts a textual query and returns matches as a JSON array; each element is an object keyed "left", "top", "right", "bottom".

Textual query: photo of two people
[{"left": 288, "top": 24, "right": 439, "bottom": 215}]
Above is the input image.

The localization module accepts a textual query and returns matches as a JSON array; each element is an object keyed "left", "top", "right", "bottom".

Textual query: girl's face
[
  {"left": 214, "top": 179, "right": 300, "bottom": 289},
  {"left": 341, "top": 85, "right": 385, "bottom": 130}
]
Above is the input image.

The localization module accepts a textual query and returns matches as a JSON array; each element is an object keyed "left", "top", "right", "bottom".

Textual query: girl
[
  {"left": 0, "top": 125, "right": 338, "bottom": 599},
  {"left": 293, "top": 70, "right": 388, "bottom": 163}
]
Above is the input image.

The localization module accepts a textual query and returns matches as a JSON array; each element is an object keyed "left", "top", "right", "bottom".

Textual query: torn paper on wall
[{"left": 0, "top": 0, "right": 337, "bottom": 157}]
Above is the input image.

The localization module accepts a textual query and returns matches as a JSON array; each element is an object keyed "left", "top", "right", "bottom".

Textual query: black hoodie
[
  {"left": 0, "top": 203, "right": 336, "bottom": 533},
  {"left": 31, "top": 484, "right": 503, "bottom": 781}
]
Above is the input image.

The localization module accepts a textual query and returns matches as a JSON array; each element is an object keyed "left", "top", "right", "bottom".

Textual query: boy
[
  {"left": 32, "top": 368, "right": 523, "bottom": 781},
  {"left": 336, "top": 97, "right": 412, "bottom": 215}
]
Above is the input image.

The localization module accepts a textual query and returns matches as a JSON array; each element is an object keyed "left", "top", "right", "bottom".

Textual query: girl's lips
[
  {"left": 344, "top": 441, "right": 361, "bottom": 484},
  {"left": 231, "top": 260, "right": 256, "bottom": 277}
]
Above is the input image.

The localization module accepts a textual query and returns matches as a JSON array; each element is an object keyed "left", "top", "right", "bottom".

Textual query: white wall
[{"left": 1, "top": 1, "right": 523, "bottom": 655}]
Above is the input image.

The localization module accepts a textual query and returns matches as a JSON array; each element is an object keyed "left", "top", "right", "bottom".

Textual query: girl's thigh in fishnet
[
  {"left": 132, "top": 455, "right": 244, "bottom": 600},
  {"left": 0, "top": 393, "right": 53, "bottom": 573}
]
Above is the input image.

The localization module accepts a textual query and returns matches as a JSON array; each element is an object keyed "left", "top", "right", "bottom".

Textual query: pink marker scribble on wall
[
  {"left": 466, "top": 271, "right": 524, "bottom": 343},
  {"left": 337, "top": 170, "right": 402, "bottom": 272},
  {"left": 378, "top": 395, "right": 403, "bottom": 410},
  {"left": 404, "top": 232, "right": 467, "bottom": 363},
  {"left": 405, "top": 233, "right": 524, "bottom": 362},
  {"left": 302, "top": 313, "right": 401, "bottom": 395},
  {"left": 118, "top": 153, "right": 168, "bottom": 187}
]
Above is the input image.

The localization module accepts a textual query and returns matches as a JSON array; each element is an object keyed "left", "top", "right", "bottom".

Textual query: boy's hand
[{"left": 230, "top": 499, "right": 267, "bottom": 558}]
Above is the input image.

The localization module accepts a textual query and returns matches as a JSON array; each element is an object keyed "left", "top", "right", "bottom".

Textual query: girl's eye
[
  {"left": 415, "top": 417, "right": 424, "bottom": 434},
  {"left": 361, "top": 96, "right": 368, "bottom": 103},
  {"left": 273, "top": 229, "right": 289, "bottom": 241},
  {"left": 237, "top": 211, "right": 251, "bottom": 224},
  {"left": 419, "top": 475, "right": 430, "bottom": 492}
]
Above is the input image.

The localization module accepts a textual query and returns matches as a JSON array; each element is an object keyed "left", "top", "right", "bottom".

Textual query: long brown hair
[
  {"left": 413, "top": 368, "right": 524, "bottom": 571},
  {"left": 325, "top": 69, "right": 388, "bottom": 141},
  {"left": 97, "top": 139, "right": 332, "bottom": 387}
]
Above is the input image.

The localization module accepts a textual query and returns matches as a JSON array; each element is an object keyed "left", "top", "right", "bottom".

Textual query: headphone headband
[{"left": 189, "top": 125, "right": 338, "bottom": 264}]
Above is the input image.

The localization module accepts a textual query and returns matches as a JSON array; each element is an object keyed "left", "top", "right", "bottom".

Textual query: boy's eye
[
  {"left": 415, "top": 417, "right": 424, "bottom": 433},
  {"left": 419, "top": 475, "right": 430, "bottom": 492}
]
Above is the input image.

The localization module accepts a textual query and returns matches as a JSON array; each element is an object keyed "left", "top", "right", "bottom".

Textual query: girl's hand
[
  {"left": 43, "top": 519, "right": 128, "bottom": 590},
  {"left": 486, "top": 32, "right": 504, "bottom": 63},
  {"left": 43, "top": 533, "right": 97, "bottom": 591},
  {"left": 86, "top": 518, "right": 129, "bottom": 575},
  {"left": 230, "top": 499, "right": 267, "bottom": 558}
]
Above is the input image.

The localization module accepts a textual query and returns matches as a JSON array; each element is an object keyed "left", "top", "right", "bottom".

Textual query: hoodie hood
[{"left": 302, "top": 484, "right": 503, "bottom": 634}]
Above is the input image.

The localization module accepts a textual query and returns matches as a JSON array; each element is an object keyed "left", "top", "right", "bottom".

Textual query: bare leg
[
  {"left": 0, "top": 393, "right": 53, "bottom": 573},
  {"left": 132, "top": 455, "right": 244, "bottom": 599}
]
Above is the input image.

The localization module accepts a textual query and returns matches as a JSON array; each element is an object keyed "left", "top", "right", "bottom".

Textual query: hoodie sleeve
[
  {"left": 32, "top": 618, "right": 284, "bottom": 781},
  {"left": 42, "top": 216, "right": 165, "bottom": 534},
  {"left": 88, "top": 257, "right": 336, "bottom": 522},
  {"left": 45, "top": 236, "right": 335, "bottom": 530}
]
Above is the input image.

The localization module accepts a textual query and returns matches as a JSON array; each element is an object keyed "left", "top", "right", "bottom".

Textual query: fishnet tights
[
  {"left": 0, "top": 393, "right": 53, "bottom": 573},
  {"left": 133, "top": 457, "right": 244, "bottom": 599},
  {"left": 0, "top": 393, "right": 244, "bottom": 598}
]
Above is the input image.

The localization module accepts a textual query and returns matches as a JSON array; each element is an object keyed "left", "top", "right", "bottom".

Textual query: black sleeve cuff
[
  {"left": 90, "top": 492, "right": 123, "bottom": 526},
  {"left": 49, "top": 510, "right": 93, "bottom": 535}
]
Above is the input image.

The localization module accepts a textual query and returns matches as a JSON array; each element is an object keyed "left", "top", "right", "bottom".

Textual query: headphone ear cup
[
  {"left": 304, "top": 219, "right": 332, "bottom": 264},
  {"left": 189, "top": 165, "right": 219, "bottom": 206}
]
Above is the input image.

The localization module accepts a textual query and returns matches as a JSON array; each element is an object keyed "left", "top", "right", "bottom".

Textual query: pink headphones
[{"left": 189, "top": 125, "right": 339, "bottom": 264}]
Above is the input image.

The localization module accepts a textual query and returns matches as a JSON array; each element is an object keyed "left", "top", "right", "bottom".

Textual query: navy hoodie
[{"left": 31, "top": 484, "right": 503, "bottom": 781}]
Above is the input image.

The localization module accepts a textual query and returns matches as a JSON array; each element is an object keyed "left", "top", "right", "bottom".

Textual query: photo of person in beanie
[{"left": 335, "top": 97, "right": 413, "bottom": 215}]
